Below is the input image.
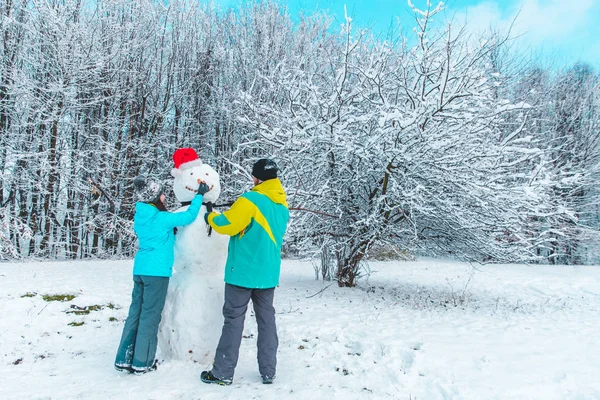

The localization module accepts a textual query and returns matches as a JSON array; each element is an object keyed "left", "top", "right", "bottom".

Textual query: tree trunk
[
  {"left": 40, "top": 101, "right": 63, "bottom": 256},
  {"left": 336, "top": 241, "right": 369, "bottom": 287}
]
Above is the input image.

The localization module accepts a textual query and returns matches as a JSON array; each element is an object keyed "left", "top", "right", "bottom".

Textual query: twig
[
  {"left": 211, "top": 202, "right": 338, "bottom": 218},
  {"left": 306, "top": 283, "right": 335, "bottom": 298},
  {"left": 1, "top": 193, "right": 14, "bottom": 208},
  {"left": 37, "top": 303, "right": 50, "bottom": 316},
  {"left": 290, "top": 207, "right": 337, "bottom": 218},
  {"left": 88, "top": 178, "right": 116, "bottom": 209}
]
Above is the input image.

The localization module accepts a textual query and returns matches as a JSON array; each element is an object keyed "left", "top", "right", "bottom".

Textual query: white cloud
[
  {"left": 452, "top": 1, "right": 504, "bottom": 35},
  {"left": 512, "top": 0, "right": 595, "bottom": 41},
  {"left": 448, "top": 0, "right": 599, "bottom": 66}
]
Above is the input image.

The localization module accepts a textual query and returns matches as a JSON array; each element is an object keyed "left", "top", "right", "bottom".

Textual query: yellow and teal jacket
[{"left": 207, "top": 178, "right": 289, "bottom": 289}]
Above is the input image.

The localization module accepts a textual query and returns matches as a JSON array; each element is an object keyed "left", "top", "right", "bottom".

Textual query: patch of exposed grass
[
  {"left": 109, "top": 317, "right": 118, "bottom": 322},
  {"left": 68, "top": 321, "right": 84, "bottom": 327},
  {"left": 66, "top": 304, "right": 113, "bottom": 315},
  {"left": 43, "top": 294, "right": 75, "bottom": 302},
  {"left": 67, "top": 310, "right": 90, "bottom": 315},
  {"left": 21, "top": 292, "right": 37, "bottom": 298}
]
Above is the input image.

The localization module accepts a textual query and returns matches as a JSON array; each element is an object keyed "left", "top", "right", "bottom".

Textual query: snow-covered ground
[{"left": 1, "top": 258, "right": 599, "bottom": 400}]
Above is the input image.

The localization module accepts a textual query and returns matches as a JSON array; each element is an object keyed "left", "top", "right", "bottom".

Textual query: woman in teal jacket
[{"left": 114, "top": 176, "right": 209, "bottom": 374}]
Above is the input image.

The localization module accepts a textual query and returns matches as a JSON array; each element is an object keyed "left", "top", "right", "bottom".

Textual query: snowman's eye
[
  {"left": 206, "top": 173, "right": 209, "bottom": 176},
  {"left": 190, "top": 172, "right": 193, "bottom": 175}
]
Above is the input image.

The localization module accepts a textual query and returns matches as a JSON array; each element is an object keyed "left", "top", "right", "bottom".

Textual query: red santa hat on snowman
[{"left": 171, "top": 148, "right": 203, "bottom": 177}]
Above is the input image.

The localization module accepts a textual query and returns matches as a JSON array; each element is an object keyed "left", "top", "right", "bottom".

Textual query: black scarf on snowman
[{"left": 179, "top": 200, "right": 213, "bottom": 237}]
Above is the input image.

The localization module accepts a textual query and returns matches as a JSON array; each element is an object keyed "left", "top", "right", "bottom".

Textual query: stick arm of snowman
[
  {"left": 215, "top": 158, "right": 336, "bottom": 218},
  {"left": 207, "top": 200, "right": 337, "bottom": 236},
  {"left": 210, "top": 198, "right": 337, "bottom": 219}
]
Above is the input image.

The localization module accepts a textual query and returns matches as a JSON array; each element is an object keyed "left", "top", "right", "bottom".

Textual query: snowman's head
[{"left": 171, "top": 163, "right": 221, "bottom": 204}]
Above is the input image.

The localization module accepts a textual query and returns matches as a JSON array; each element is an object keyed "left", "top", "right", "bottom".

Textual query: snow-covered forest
[{"left": 1, "top": 0, "right": 599, "bottom": 285}]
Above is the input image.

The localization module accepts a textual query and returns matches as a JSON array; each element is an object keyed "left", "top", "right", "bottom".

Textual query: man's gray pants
[
  {"left": 114, "top": 275, "right": 169, "bottom": 371},
  {"left": 211, "top": 283, "right": 278, "bottom": 380}
]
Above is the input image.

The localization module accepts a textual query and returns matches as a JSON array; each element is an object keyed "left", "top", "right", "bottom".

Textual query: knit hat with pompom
[{"left": 133, "top": 175, "right": 163, "bottom": 204}]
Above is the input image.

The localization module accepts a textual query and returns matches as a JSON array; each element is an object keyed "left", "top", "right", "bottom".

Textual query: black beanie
[{"left": 252, "top": 159, "right": 278, "bottom": 181}]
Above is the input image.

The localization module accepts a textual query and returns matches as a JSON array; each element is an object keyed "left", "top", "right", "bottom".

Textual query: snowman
[{"left": 158, "top": 148, "right": 228, "bottom": 362}]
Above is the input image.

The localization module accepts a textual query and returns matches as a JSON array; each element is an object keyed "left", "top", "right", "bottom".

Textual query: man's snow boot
[{"left": 201, "top": 370, "right": 232, "bottom": 386}]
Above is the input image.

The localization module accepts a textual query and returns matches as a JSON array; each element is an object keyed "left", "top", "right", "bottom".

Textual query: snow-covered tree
[{"left": 0, "top": 0, "right": 597, "bottom": 276}]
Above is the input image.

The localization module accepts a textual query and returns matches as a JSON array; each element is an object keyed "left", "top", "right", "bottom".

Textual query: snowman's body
[{"left": 158, "top": 161, "right": 228, "bottom": 362}]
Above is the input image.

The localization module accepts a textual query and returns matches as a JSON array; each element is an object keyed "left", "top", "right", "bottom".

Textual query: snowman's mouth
[{"left": 185, "top": 185, "right": 199, "bottom": 193}]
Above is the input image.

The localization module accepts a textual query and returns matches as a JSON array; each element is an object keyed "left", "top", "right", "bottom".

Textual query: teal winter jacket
[
  {"left": 206, "top": 178, "right": 289, "bottom": 288},
  {"left": 132, "top": 195, "right": 203, "bottom": 277}
]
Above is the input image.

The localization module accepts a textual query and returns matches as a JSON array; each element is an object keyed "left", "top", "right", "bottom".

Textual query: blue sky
[{"left": 218, "top": 0, "right": 600, "bottom": 69}]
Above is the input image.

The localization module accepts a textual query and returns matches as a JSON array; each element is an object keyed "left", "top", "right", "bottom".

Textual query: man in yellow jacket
[{"left": 201, "top": 159, "right": 289, "bottom": 386}]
